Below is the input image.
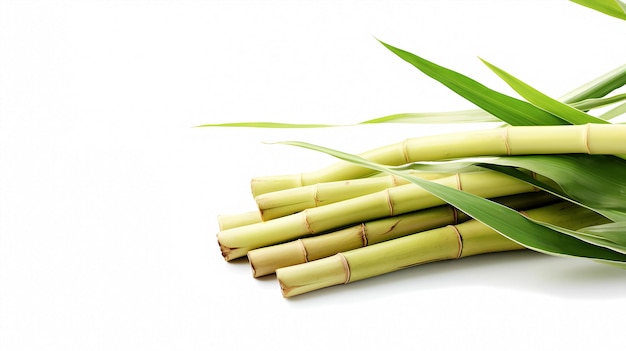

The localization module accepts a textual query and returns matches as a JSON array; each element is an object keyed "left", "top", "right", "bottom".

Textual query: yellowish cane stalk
[
  {"left": 248, "top": 192, "right": 558, "bottom": 277},
  {"left": 256, "top": 171, "right": 451, "bottom": 221},
  {"left": 217, "top": 211, "right": 263, "bottom": 231},
  {"left": 251, "top": 124, "right": 626, "bottom": 196},
  {"left": 276, "top": 202, "right": 611, "bottom": 297},
  {"left": 249, "top": 205, "right": 461, "bottom": 277},
  {"left": 218, "top": 170, "right": 547, "bottom": 261},
  {"left": 217, "top": 173, "right": 450, "bottom": 229}
]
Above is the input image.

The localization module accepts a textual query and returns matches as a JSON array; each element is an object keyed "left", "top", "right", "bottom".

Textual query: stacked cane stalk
[{"left": 216, "top": 124, "right": 623, "bottom": 297}]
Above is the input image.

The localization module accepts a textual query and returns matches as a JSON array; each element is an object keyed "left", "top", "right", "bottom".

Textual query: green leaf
[
  {"left": 477, "top": 162, "right": 626, "bottom": 223},
  {"left": 480, "top": 59, "right": 609, "bottom": 125},
  {"left": 476, "top": 155, "right": 626, "bottom": 215},
  {"left": 578, "top": 222, "right": 626, "bottom": 254},
  {"left": 388, "top": 157, "right": 626, "bottom": 255},
  {"left": 570, "top": 0, "right": 626, "bottom": 20},
  {"left": 200, "top": 47, "right": 625, "bottom": 128},
  {"left": 362, "top": 65, "right": 626, "bottom": 125},
  {"left": 560, "top": 64, "right": 626, "bottom": 103},
  {"left": 541, "top": 221, "right": 626, "bottom": 255},
  {"left": 570, "top": 93, "right": 626, "bottom": 112},
  {"left": 601, "top": 102, "right": 626, "bottom": 120},
  {"left": 378, "top": 40, "right": 567, "bottom": 126},
  {"left": 392, "top": 160, "right": 484, "bottom": 174},
  {"left": 278, "top": 140, "right": 626, "bottom": 265},
  {"left": 359, "top": 109, "right": 500, "bottom": 124},
  {"left": 359, "top": 95, "right": 626, "bottom": 125},
  {"left": 394, "top": 154, "right": 626, "bottom": 222}
]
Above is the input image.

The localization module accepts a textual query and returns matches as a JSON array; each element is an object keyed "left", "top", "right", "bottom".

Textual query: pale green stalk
[
  {"left": 251, "top": 124, "right": 626, "bottom": 196},
  {"left": 256, "top": 171, "right": 450, "bottom": 221},
  {"left": 276, "top": 202, "right": 611, "bottom": 297},
  {"left": 218, "top": 170, "right": 545, "bottom": 261},
  {"left": 248, "top": 192, "right": 558, "bottom": 277},
  {"left": 217, "top": 211, "right": 262, "bottom": 231},
  {"left": 219, "top": 173, "right": 452, "bottom": 229}
]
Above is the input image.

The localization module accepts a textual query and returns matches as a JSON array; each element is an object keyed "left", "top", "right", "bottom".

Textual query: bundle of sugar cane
[
  {"left": 276, "top": 202, "right": 611, "bottom": 297},
  {"left": 208, "top": 0, "right": 626, "bottom": 297},
  {"left": 248, "top": 192, "right": 560, "bottom": 277},
  {"left": 219, "top": 170, "right": 550, "bottom": 260}
]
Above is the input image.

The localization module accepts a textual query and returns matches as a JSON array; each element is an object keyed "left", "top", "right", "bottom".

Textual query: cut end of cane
[
  {"left": 255, "top": 186, "right": 319, "bottom": 221},
  {"left": 249, "top": 258, "right": 258, "bottom": 278},
  {"left": 217, "top": 234, "right": 244, "bottom": 262},
  {"left": 251, "top": 174, "right": 304, "bottom": 197},
  {"left": 218, "top": 242, "right": 235, "bottom": 261},
  {"left": 278, "top": 276, "right": 294, "bottom": 298},
  {"left": 217, "top": 211, "right": 262, "bottom": 231},
  {"left": 247, "top": 240, "right": 309, "bottom": 278},
  {"left": 275, "top": 254, "right": 349, "bottom": 298}
]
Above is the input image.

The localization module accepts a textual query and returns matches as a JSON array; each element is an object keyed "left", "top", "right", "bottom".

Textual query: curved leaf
[
  {"left": 579, "top": 222, "right": 626, "bottom": 254},
  {"left": 378, "top": 40, "right": 567, "bottom": 126},
  {"left": 360, "top": 95, "right": 626, "bottom": 125},
  {"left": 477, "top": 155, "right": 626, "bottom": 214},
  {"left": 278, "top": 140, "right": 626, "bottom": 265},
  {"left": 571, "top": 93, "right": 626, "bottom": 111},
  {"left": 480, "top": 59, "right": 609, "bottom": 125},
  {"left": 554, "top": 221, "right": 626, "bottom": 254},
  {"left": 560, "top": 64, "right": 626, "bottom": 103},
  {"left": 570, "top": 0, "right": 626, "bottom": 20},
  {"left": 477, "top": 163, "right": 626, "bottom": 223},
  {"left": 395, "top": 155, "right": 626, "bottom": 222},
  {"left": 359, "top": 109, "right": 499, "bottom": 124},
  {"left": 602, "top": 102, "right": 626, "bottom": 120},
  {"left": 200, "top": 46, "right": 625, "bottom": 128}
]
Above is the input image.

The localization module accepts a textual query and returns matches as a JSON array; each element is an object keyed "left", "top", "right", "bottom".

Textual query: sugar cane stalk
[
  {"left": 256, "top": 171, "right": 450, "bottom": 221},
  {"left": 247, "top": 192, "right": 558, "bottom": 277},
  {"left": 276, "top": 202, "right": 611, "bottom": 298},
  {"left": 251, "top": 124, "right": 626, "bottom": 196},
  {"left": 218, "top": 170, "right": 548, "bottom": 260},
  {"left": 217, "top": 211, "right": 263, "bottom": 231}
]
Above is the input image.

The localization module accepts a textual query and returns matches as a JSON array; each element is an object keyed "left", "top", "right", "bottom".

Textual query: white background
[{"left": 1, "top": 0, "right": 626, "bottom": 350}]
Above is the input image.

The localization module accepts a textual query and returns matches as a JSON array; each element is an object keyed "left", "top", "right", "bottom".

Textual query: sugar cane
[
  {"left": 218, "top": 170, "right": 550, "bottom": 261},
  {"left": 276, "top": 202, "right": 611, "bottom": 298},
  {"left": 248, "top": 192, "right": 559, "bottom": 277},
  {"left": 220, "top": 172, "right": 452, "bottom": 230},
  {"left": 251, "top": 124, "right": 626, "bottom": 196},
  {"left": 210, "top": 0, "right": 626, "bottom": 298},
  {"left": 217, "top": 211, "right": 262, "bottom": 231},
  {"left": 256, "top": 171, "right": 450, "bottom": 221}
]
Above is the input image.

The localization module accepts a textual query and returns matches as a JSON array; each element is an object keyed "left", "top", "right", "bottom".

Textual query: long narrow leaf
[
  {"left": 602, "top": 102, "right": 626, "bottom": 120},
  {"left": 360, "top": 95, "right": 626, "bottom": 125},
  {"left": 570, "top": 0, "right": 626, "bottom": 20},
  {"left": 397, "top": 156, "right": 626, "bottom": 254},
  {"left": 480, "top": 59, "right": 609, "bottom": 125},
  {"left": 378, "top": 40, "right": 567, "bottom": 126},
  {"left": 362, "top": 65, "right": 626, "bottom": 125},
  {"left": 278, "top": 140, "right": 626, "bottom": 264},
  {"left": 476, "top": 155, "right": 626, "bottom": 214},
  {"left": 561, "top": 64, "right": 626, "bottom": 103},
  {"left": 200, "top": 47, "right": 625, "bottom": 128},
  {"left": 477, "top": 163, "right": 626, "bottom": 223},
  {"left": 359, "top": 109, "right": 499, "bottom": 124},
  {"left": 197, "top": 95, "right": 625, "bottom": 129},
  {"left": 570, "top": 93, "right": 626, "bottom": 111},
  {"left": 579, "top": 222, "right": 626, "bottom": 253},
  {"left": 391, "top": 157, "right": 626, "bottom": 254},
  {"left": 547, "top": 221, "right": 626, "bottom": 254},
  {"left": 395, "top": 156, "right": 626, "bottom": 222}
]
